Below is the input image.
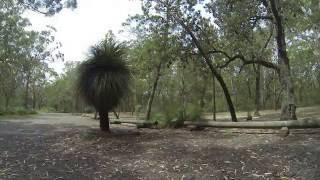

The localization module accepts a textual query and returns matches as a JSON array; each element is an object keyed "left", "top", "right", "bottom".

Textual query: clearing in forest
[{"left": 0, "top": 107, "right": 319, "bottom": 179}]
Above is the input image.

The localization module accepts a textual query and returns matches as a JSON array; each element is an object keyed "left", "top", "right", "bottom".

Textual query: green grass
[{"left": 0, "top": 110, "right": 37, "bottom": 116}]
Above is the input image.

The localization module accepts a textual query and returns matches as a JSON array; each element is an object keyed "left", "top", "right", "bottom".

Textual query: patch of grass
[{"left": 0, "top": 109, "right": 38, "bottom": 116}]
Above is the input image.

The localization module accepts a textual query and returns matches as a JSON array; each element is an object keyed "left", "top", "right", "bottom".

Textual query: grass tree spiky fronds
[{"left": 77, "top": 38, "right": 130, "bottom": 131}]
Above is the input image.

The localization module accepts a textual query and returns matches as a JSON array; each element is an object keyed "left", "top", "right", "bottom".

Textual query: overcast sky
[{"left": 24, "top": 0, "right": 141, "bottom": 74}]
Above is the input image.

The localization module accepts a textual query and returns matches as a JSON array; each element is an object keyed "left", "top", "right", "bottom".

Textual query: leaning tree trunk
[
  {"left": 145, "top": 61, "right": 162, "bottom": 120},
  {"left": 99, "top": 111, "right": 110, "bottom": 131},
  {"left": 269, "top": 0, "right": 297, "bottom": 120},
  {"left": 212, "top": 71, "right": 237, "bottom": 122},
  {"left": 174, "top": 15, "right": 237, "bottom": 122}
]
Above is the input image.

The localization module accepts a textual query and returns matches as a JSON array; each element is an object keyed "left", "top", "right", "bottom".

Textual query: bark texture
[
  {"left": 145, "top": 61, "right": 162, "bottom": 120},
  {"left": 99, "top": 111, "right": 110, "bottom": 131},
  {"left": 254, "top": 65, "right": 261, "bottom": 116},
  {"left": 269, "top": 0, "right": 297, "bottom": 120}
]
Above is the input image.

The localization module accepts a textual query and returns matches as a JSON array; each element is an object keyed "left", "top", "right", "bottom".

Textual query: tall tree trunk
[
  {"left": 99, "top": 111, "right": 110, "bottom": 131},
  {"left": 4, "top": 95, "right": 10, "bottom": 111},
  {"left": 254, "top": 65, "right": 261, "bottom": 116},
  {"left": 212, "top": 76, "right": 216, "bottom": 121},
  {"left": 246, "top": 78, "right": 253, "bottom": 120},
  {"left": 231, "top": 78, "right": 238, "bottom": 108},
  {"left": 180, "top": 65, "right": 186, "bottom": 120},
  {"left": 279, "top": 65, "right": 296, "bottom": 120},
  {"left": 32, "top": 85, "right": 36, "bottom": 110},
  {"left": 199, "top": 77, "right": 207, "bottom": 109},
  {"left": 145, "top": 61, "right": 162, "bottom": 120},
  {"left": 145, "top": 0, "right": 170, "bottom": 121},
  {"left": 269, "top": 0, "right": 297, "bottom": 120},
  {"left": 24, "top": 73, "right": 30, "bottom": 110},
  {"left": 273, "top": 72, "right": 278, "bottom": 110}
]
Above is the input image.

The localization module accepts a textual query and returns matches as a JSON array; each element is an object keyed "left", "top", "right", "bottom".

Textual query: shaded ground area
[{"left": 0, "top": 108, "right": 320, "bottom": 180}]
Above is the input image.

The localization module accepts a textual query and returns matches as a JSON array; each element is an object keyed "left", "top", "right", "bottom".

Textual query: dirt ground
[{"left": 0, "top": 107, "right": 320, "bottom": 180}]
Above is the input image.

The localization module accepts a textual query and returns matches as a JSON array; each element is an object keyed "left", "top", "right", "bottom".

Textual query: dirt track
[{"left": 0, "top": 113, "right": 320, "bottom": 180}]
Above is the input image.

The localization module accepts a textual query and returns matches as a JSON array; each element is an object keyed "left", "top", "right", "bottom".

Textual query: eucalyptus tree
[
  {"left": 126, "top": 0, "right": 177, "bottom": 120},
  {"left": 19, "top": 27, "right": 63, "bottom": 109},
  {"left": 0, "top": 1, "right": 24, "bottom": 109},
  {"left": 0, "top": 0, "right": 62, "bottom": 110},
  {"left": 132, "top": 0, "right": 238, "bottom": 121},
  {"left": 77, "top": 36, "right": 130, "bottom": 131},
  {"left": 289, "top": 37, "right": 320, "bottom": 106},
  {"left": 0, "top": 0, "right": 30, "bottom": 110},
  {"left": 205, "top": 0, "right": 320, "bottom": 120}
]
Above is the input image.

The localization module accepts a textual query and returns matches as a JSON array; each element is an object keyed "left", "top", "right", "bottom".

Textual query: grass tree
[{"left": 77, "top": 38, "right": 130, "bottom": 131}]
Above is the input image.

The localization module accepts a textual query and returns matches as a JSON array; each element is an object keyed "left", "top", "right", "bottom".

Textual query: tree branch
[
  {"left": 208, "top": 49, "right": 280, "bottom": 73},
  {"left": 19, "top": 2, "right": 48, "bottom": 15}
]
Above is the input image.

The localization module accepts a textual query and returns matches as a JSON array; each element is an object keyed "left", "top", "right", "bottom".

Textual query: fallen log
[
  {"left": 184, "top": 118, "right": 320, "bottom": 128},
  {"left": 110, "top": 119, "right": 156, "bottom": 127},
  {"left": 110, "top": 119, "right": 148, "bottom": 124}
]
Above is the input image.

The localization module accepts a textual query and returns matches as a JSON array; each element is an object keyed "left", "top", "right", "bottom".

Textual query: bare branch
[
  {"left": 208, "top": 49, "right": 280, "bottom": 72},
  {"left": 19, "top": 1, "right": 48, "bottom": 15}
]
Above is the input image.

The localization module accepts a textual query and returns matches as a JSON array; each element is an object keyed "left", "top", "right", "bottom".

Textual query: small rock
[{"left": 279, "top": 127, "right": 289, "bottom": 137}]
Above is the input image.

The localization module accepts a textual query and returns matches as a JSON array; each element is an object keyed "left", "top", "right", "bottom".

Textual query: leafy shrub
[
  {"left": 150, "top": 103, "right": 204, "bottom": 128},
  {"left": 151, "top": 113, "right": 168, "bottom": 128},
  {"left": 39, "top": 107, "right": 56, "bottom": 113},
  {"left": 151, "top": 107, "right": 186, "bottom": 128}
]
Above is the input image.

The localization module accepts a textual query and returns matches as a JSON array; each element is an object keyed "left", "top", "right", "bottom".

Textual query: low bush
[
  {"left": 149, "top": 103, "right": 205, "bottom": 128},
  {"left": 185, "top": 104, "right": 203, "bottom": 122}
]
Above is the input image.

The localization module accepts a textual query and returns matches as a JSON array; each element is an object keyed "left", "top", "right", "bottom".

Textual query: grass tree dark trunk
[
  {"left": 99, "top": 111, "right": 110, "bottom": 131},
  {"left": 77, "top": 36, "right": 131, "bottom": 132}
]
